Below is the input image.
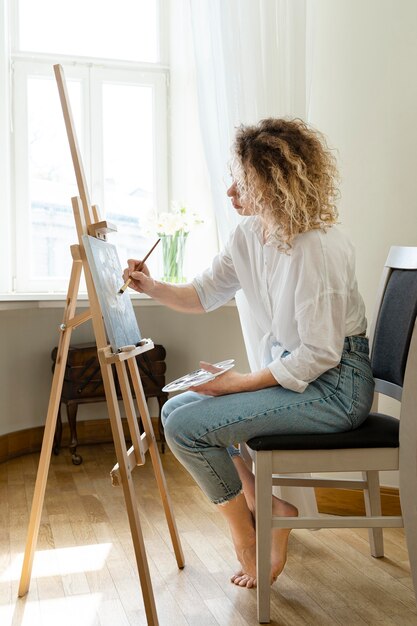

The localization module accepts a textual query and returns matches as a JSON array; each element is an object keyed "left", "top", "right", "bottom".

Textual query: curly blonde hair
[{"left": 232, "top": 118, "right": 340, "bottom": 248}]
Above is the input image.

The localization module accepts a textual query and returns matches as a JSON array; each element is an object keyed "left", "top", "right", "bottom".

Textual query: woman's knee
[
  {"left": 163, "top": 405, "right": 198, "bottom": 450},
  {"left": 161, "top": 391, "right": 203, "bottom": 428},
  {"left": 161, "top": 396, "right": 177, "bottom": 427}
]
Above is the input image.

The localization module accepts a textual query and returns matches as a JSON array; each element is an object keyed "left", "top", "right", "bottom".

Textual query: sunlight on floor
[
  {"left": 1, "top": 543, "right": 113, "bottom": 582},
  {"left": 0, "top": 592, "right": 103, "bottom": 626}
]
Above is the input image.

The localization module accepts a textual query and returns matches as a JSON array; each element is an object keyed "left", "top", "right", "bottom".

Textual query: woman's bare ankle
[
  {"left": 217, "top": 492, "right": 257, "bottom": 581},
  {"left": 272, "top": 496, "right": 298, "bottom": 517},
  {"left": 269, "top": 497, "right": 298, "bottom": 582},
  {"left": 232, "top": 457, "right": 256, "bottom": 512}
]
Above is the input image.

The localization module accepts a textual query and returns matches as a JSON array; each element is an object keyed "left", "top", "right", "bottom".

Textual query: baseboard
[
  {"left": 0, "top": 417, "right": 161, "bottom": 465},
  {"left": 315, "top": 486, "right": 401, "bottom": 516}
]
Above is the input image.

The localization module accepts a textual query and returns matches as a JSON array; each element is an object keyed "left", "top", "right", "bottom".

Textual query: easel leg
[
  {"left": 128, "top": 358, "right": 185, "bottom": 569},
  {"left": 18, "top": 260, "right": 82, "bottom": 597},
  {"left": 100, "top": 360, "right": 159, "bottom": 625}
]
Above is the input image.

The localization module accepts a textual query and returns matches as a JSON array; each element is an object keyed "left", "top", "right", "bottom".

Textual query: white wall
[
  {"left": 0, "top": 302, "right": 249, "bottom": 437},
  {"left": 308, "top": 0, "right": 417, "bottom": 319},
  {"left": 308, "top": 0, "right": 417, "bottom": 486},
  {"left": 0, "top": 298, "right": 315, "bottom": 517}
]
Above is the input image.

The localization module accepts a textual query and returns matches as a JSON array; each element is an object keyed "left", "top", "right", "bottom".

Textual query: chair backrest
[{"left": 370, "top": 247, "right": 417, "bottom": 401}]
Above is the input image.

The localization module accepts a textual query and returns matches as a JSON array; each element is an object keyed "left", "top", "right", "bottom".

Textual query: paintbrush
[{"left": 117, "top": 238, "right": 161, "bottom": 294}]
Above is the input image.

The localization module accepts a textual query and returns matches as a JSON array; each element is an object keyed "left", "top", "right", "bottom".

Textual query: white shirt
[{"left": 192, "top": 217, "right": 367, "bottom": 393}]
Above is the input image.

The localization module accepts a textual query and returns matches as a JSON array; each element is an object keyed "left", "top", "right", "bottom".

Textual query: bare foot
[
  {"left": 230, "top": 514, "right": 256, "bottom": 589},
  {"left": 231, "top": 569, "right": 256, "bottom": 588},
  {"left": 230, "top": 496, "right": 298, "bottom": 588},
  {"left": 215, "top": 492, "right": 258, "bottom": 589},
  {"left": 230, "top": 540, "right": 257, "bottom": 588},
  {"left": 270, "top": 496, "right": 298, "bottom": 582},
  {"left": 225, "top": 461, "right": 298, "bottom": 588}
]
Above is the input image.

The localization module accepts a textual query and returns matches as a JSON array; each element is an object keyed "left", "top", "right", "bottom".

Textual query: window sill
[
  {"left": 0, "top": 293, "right": 237, "bottom": 310},
  {"left": 0, "top": 292, "right": 154, "bottom": 310}
]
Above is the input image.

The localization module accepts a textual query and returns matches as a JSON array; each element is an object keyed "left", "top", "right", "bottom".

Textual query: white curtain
[
  {"left": 189, "top": 0, "right": 308, "bottom": 245},
  {"left": 186, "top": 0, "right": 318, "bottom": 517}
]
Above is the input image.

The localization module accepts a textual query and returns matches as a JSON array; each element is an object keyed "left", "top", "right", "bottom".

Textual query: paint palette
[{"left": 162, "top": 359, "right": 235, "bottom": 392}]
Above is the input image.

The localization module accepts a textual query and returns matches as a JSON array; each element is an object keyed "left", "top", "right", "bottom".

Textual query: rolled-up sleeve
[
  {"left": 268, "top": 291, "right": 348, "bottom": 392},
  {"left": 192, "top": 240, "right": 241, "bottom": 312}
]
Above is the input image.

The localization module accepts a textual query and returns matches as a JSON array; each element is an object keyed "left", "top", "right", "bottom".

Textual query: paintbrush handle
[
  {"left": 118, "top": 238, "right": 161, "bottom": 294},
  {"left": 139, "top": 237, "right": 161, "bottom": 267}
]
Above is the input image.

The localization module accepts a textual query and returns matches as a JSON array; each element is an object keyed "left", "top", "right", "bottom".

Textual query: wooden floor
[{"left": 0, "top": 443, "right": 416, "bottom": 626}]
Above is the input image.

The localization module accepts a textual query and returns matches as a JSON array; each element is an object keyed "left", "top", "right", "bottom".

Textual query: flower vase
[{"left": 161, "top": 233, "right": 188, "bottom": 283}]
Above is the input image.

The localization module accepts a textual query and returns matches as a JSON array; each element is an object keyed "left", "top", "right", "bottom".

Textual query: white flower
[{"left": 152, "top": 203, "right": 204, "bottom": 236}]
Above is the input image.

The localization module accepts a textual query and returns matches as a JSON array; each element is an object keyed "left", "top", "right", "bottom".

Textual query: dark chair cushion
[{"left": 246, "top": 413, "right": 399, "bottom": 451}]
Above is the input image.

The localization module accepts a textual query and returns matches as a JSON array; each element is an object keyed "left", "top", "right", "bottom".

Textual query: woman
[{"left": 123, "top": 118, "right": 374, "bottom": 589}]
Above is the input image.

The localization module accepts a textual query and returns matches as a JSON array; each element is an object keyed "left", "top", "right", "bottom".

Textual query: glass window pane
[
  {"left": 102, "top": 82, "right": 157, "bottom": 274},
  {"left": 18, "top": 0, "right": 158, "bottom": 63},
  {"left": 28, "top": 77, "right": 82, "bottom": 281}
]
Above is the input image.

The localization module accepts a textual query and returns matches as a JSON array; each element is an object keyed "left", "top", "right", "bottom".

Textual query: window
[
  {"left": 17, "top": 0, "right": 159, "bottom": 63},
  {"left": 8, "top": 0, "right": 168, "bottom": 293}
]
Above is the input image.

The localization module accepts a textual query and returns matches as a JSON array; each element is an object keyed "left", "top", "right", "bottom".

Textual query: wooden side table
[{"left": 51, "top": 342, "right": 169, "bottom": 464}]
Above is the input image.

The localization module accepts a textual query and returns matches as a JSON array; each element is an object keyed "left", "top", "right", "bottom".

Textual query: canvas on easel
[
  {"left": 83, "top": 234, "right": 142, "bottom": 352},
  {"left": 17, "top": 64, "right": 184, "bottom": 626}
]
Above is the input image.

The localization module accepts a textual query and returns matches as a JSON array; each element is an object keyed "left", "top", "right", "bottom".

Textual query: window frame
[
  {"left": 0, "top": 1, "right": 13, "bottom": 294},
  {"left": 3, "top": 0, "right": 170, "bottom": 296},
  {"left": 13, "top": 59, "right": 89, "bottom": 293},
  {"left": 11, "top": 55, "right": 168, "bottom": 293},
  {"left": 89, "top": 65, "right": 168, "bottom": 229}
]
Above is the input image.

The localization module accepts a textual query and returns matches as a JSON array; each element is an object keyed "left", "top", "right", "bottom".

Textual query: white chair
[{"left": 243, "top": 246, "right": 417, "bottom": 623}]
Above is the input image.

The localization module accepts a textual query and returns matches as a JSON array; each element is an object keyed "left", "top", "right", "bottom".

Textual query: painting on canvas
[{"left": 83, "top": 235, "right": 142, "bottom": 352}]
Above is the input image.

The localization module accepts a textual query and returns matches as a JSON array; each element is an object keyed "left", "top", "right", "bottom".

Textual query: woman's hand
[
  {"left": 122, "top": 258, "right": 205, "bottom": 312},
  {"left": 122, "top": 258, "right": 156, "bottom": 295},
  {"left": 189, "top": 362, "right": 249, "bottom": 396},
  {"left": 189, "top": 361, "right": 279, "bottom": 396}
]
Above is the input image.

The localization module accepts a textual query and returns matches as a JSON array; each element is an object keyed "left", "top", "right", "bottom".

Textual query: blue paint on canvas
[{"left": 83, "top": 235, "right": 142, "bottom": 352}]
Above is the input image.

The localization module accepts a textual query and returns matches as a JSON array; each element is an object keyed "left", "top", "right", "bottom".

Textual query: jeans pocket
[
  {"left": 350, "top": 367, "right": 375, "bottom": 427},
  {"left": 337, "top": 362, "right": 374, "bottom": 427},
  {"left": 338, "top": 363, "right": 356, "bottom": 415}
]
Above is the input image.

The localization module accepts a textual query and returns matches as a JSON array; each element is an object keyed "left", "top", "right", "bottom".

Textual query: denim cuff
[{"left": 227, "top": 444, "right": 241, "bottom": 458}]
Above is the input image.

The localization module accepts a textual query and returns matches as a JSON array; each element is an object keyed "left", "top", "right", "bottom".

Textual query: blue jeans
[{"left": 161, "top": 336, "right": 375, "bottom": 504}]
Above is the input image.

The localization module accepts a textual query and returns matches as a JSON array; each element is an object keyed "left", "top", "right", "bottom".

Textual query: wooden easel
[{"left": 18, "top": 64, "right": 185, "bottom": 626}]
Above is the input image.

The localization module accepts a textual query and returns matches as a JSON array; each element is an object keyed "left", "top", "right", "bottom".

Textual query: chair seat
[{"left": 246, "top": 413, "right": 399, "bottom": 451}]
